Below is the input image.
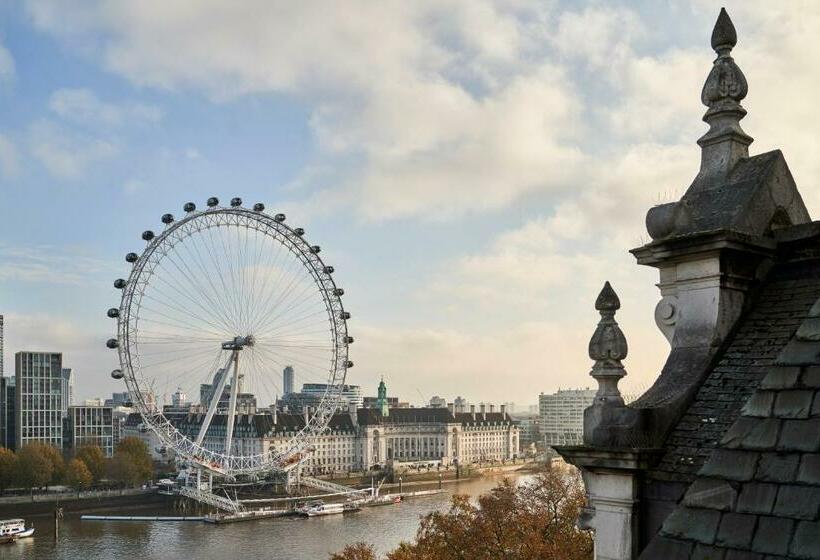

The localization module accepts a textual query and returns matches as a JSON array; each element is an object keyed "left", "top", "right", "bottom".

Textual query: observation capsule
[
  {"left": 274, "top": 213, "right": 286, "bottom": 222},
  {"left": 230, "top": 197, "right": 242, "bottom": 207},
  {"left": 344, "top": 336, "right": 354, "bottom": 344},
  {"left": 111, "top": 369, "right": 124, "bottom": 380},
  {"left": 161, "top": 213, "right": 174, "bottom": 224},
  {"left": 294, "top": 227, "right": 305, "bottom": 236},
  {"left": 107, "top": 308, "right": 120, "bottom": 318},
  {"left": 310, "top": 245, "right": 321, "bottom": 254},
  {"left": 345, "top": 360, "right": 354, "bottom": 368},
  {"left": 142, "top": 230, "right": 155, "bottom": 241},
  {"left": 253, "top": 203, "right": 265, "bottom": 212},
  {"left": 184, "top": 202, "right": 196, "bottom": 212},
  {"left": 340, "top": 311, "right": 351, "bottom": 320},
  {"left": 114, "top": 279, "right": 127, "bottom": 289},
  {"left": 106, "top": 338, "right": 119, "bottom": 349},
  {"left": 207, "top": 197, "right": 219, "bottom": 207},
  {"left": 125, "top": 252, "right": 138, "bottom": 263},
  {"left": 333, "top": 288, "right": 344, "bottom": 296},
  {"left": 323, "top": 266, "right": 334, "bottom": 274}
]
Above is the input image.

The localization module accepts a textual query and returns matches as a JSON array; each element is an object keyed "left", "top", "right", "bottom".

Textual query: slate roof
[
  {"left": 357, "top": 407, "right": 512, "bottom": 426},
  {"left": 641, "top": 239, "right": 820, "bottom": 559},
  {"left": 650, "top": 259, "right": 820, "bottom": 482}
]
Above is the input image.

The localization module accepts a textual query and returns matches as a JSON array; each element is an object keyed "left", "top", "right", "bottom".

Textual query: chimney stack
[
  {"left": 500, "top": 404, "right": 506, "bottom": 417},
  {"left": 303, "top": 406, "right": 309, "bottom": 425},
  {"left": 470, "top": 404, "right": 476, "bottom": 421},
  {"left": 448, "top": 403, "right": 454, "bottom": 415},
  {"left": 480, "top": 403, "right": 486, "bottom": 420},
  {"left": 272, "top": 406, "right": 277, "bottom": 425},
  {"left": 349, "top": 401, "right": 358, "bottom": 427},
  {"left": 489, "top": 404, "right": 495, "bottom": 413}
]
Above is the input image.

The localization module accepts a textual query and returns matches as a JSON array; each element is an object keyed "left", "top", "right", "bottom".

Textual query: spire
[
  {"left": 695, "top": 8, "right": 752, "bottom": 189},
  {"left": 588, "top": 282, "right": 627, "bottom": 406}
]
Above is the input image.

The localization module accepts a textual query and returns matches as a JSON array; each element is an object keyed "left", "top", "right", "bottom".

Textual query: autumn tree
[
  {"left": 0, "top": 448, "right": 17, "bottom": 493},
  {"left": 330, "top": 543, "right": 376, "bottom": 560},
  {"left": 65, "top": 458, "right": 93, "bottom": 495},
  {"left": 40, "top": 443, "right": 66, "bottom": 485},
  {"left": 331, "top": 467, "right": 592, "bottom": 560},
  {"left": 109, "top": 437, "right": 153, "bottom": 487},
  {"left": 75, "top": 445, "right": 106, "bottom": 483},
  {"left": 16, "top": 443, "right": 54, "bottom": 492}
]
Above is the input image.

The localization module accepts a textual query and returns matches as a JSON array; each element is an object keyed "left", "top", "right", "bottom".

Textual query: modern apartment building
[{"left": 15, "top": 351, "right": 64, "bottom": 449}]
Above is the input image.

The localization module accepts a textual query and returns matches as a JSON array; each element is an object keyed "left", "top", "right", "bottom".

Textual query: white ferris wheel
[{"left": 106, "top": 197, "right": 352, "bottom": 477}]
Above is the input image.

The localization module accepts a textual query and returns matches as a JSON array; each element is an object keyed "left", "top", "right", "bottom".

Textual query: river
[{"left": 3, "top": 474, "right": 528, "bottom": 560}]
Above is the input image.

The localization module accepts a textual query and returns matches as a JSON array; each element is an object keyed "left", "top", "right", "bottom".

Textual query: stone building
[
  {"left": 557, "top": 9, "right": 820, "bottom": 559},
  {"left": 122, "top": 404, "right": 518, "bottom": 476}
]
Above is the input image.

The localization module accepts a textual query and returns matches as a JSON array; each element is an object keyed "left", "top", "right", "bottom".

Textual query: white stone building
[{"left": 539, "top": 388, "right": 596, "bottom": 447}]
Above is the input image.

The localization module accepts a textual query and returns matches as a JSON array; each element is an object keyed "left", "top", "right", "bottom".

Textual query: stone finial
[
  {"left": 588, "top": 282, "right": 627, "bottom": 406},
  {"left": 695, "top": 8, "right": 752, "bottom": 189}
]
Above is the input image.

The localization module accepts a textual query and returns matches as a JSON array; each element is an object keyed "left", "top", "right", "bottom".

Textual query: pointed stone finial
[
  {"left": 711, "top": 8, "right": 737, "bottom": 51},
  {"left": 588, "top": 282, "right": 627, "bottom": 406},
  {"left": 694, "top": 8, "right": 752, "bottom": 190}
]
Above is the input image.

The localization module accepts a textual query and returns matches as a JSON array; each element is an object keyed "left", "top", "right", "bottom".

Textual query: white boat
[
  {"left": 0, "top": 519, "right": 35, "bottom": 540},
  {"left": 305, "top": 502, "right": 345, "bottom": 517}
]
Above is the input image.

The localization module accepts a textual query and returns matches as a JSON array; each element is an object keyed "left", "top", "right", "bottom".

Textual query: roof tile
[
  {"left": 796, "top": 454, "right": 820, "bottom": 485},
  {"left": 772, "top": 391, "right": 813, "bottom": 419},
  {"left": 737, "top": 483, "right": 778, "bottom": 515},
  {"left": 639, "top": 536, "right": 694, "bottom": 559},
  {"left": 741, "top": 392, "right": 775, "bottom": 418},
  {"left": 773, "top": 485, "right": 820, "bottom": 520},
  {"left": 755, "top": 453, "right": 800, "bottom": 483},
  {"left": 760, "top": 368, "right": 801, "bottom": 390},
  {"left": 724, "top": 551, "right": 763, "bottom": 560},
  {"left": 777, "top": 419, "right": 820, "bottom": 452},
  {"left": 661, "top": 507, "right": 722, "bottom": 545},
  {"left": 716, "top": 512, "right": 758, "bottom": 549},
  {"left": 800, "top": 366, "right": 820, "bottom": 388},
  {"left": 684, "top": 478, "right": 738, "bottom": 512},
  {"left": 700, "top": 450, "right": 760, "bottom": 481},
  {"left": 750, "top": 516, "right": 794, "bottom": 556},
  {"left": 790, "top": 520, "right": 820, "bottom": 559}
]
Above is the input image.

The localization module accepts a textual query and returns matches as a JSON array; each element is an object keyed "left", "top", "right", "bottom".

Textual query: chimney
[
  {"left": 303, "top": 406, "right": 309, "bottom": 425},
  {"left": 272, "top": 406, "right": 277, "bottom": 424},
  {"left": 470, "top": 405, "right": 476, "bottom": 421},
  {"left": 447, "top": 403, "right": 454, "bottom": 415},
  {"left": 500, "top": 404, "right": 506, "bottom": 417},
  {"left": 480, "top": 404, "right": 486, "bottom": 420},
  {"left": 489, "top": 404, "right": 495, "bottom": 414}
]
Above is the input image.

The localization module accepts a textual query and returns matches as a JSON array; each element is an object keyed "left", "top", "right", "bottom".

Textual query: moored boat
[{"left": 0, "top": 518, "right": 35, "bottom": 541}]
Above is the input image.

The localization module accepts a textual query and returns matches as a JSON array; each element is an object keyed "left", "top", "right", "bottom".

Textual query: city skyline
[{"left": 4, "top": 2, "right": 820, "bottom": 404}]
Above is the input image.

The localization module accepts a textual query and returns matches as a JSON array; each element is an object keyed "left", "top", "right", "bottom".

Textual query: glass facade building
[{"left": 15, "top": 351, "right": 64, "bottom": 449}]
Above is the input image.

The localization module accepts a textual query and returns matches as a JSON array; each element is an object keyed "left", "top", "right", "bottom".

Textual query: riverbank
[{"left": 0, "top": 490, "right": 171, "bottom": 518}]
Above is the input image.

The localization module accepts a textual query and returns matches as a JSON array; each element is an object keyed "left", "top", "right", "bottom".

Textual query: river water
[{"left": 4, "top": 475, "right": 525, "bottom": 560}]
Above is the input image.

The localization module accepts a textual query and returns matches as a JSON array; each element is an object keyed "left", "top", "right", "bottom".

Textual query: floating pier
[{"left": 81, "top": 515, "right": 205, "bottom": 522}]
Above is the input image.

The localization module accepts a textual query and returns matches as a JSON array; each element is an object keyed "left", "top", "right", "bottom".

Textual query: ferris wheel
[{"left": 105, "top": 197, "right": 352, "bottom": 476}]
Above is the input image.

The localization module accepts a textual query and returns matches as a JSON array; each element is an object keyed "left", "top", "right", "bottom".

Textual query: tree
[
  {"left": 109, "top": 437, "right": 152, "bottom": 487},
  {"left": 40, "top": 443, "right": 66, "bottom": 485},
  {"left": 75, "top": 445, "right": 106, "bottom": 483},
  {"left": 16, "top": 443, "right": 54, "bottom": 492},
  {"left": 0, "top": 448, "right": 17, "bottom": 493},
  {"left": 331, "top": 467, "right": 593, "bottom": 560},
  {"left": 330, "top": 543, "right": 377, "bottom": 560},
  {"left": 65, "top": 458, "right": 92, "bottom": 495}
]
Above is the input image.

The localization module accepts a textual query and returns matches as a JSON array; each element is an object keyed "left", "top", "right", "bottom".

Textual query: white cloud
[
  {"left": 28, "top": 120, "right": 119, "bottom": 179},
  {"left": 0, "top": 134, "right": 20, "bottom": 179},
  {"left": 0, "top": 243, "right": 116, "bottom": 285},
  {"left": 0, "top": 40, "right": 14, "bottom": 83},
  {"left": 49, "top": 88, "right": 162, "bottom": 126}
]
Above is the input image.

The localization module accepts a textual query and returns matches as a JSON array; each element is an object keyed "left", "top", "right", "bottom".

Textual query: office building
[
  {"left": 60, "top": 368, "right": 73, "bottom": 413},
  {"left": 428, "top": 395, "right": 447, "bottom": 408},
  {"left": 538, "top": 388, "right": 596, "bottom": 447},
  {"left": 15, "top": 351, "right": 64, "bottom": 449},
  {"left": 66, "top": 405, "right": 115, "bottom": 457},
  {"left": 0, "top": 376, "right": 14, "bottom": 449},
  {"left": 283, "top": 366, "right": 294, "bottom": 395}
]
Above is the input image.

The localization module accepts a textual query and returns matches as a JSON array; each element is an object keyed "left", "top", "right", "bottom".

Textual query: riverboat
[{"left": 0, "top": 518, "right": 35, "bottom": 541}]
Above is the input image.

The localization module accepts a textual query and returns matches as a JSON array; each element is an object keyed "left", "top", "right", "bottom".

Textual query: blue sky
[{"left": 1, "top": 1, "right": 819, "bottom": 405}]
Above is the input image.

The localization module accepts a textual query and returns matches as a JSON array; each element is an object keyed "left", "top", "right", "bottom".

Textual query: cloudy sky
[{"left": 1, "top": 1, "right": 819, "bottom": 406}]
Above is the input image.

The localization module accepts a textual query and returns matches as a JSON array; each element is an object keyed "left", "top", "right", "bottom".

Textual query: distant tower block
[
  {"left": 0, "top": 314, "right": 4, "bottom": 377},
  {"left": 283, "top": 366, "right": 294, "bottom": 395}
]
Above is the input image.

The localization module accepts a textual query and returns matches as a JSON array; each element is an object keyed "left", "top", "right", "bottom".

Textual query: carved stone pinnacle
[{"left": 588, "top": 282, "right": 627, "bottom": 406}]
